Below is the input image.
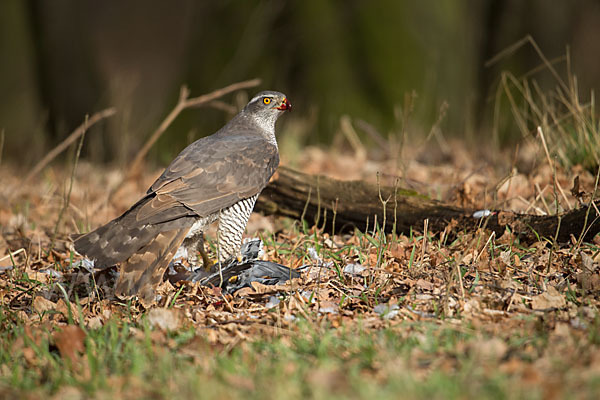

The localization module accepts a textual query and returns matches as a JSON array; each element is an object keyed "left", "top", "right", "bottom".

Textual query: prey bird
[{"left": 74, "top": 91, "right": 291, "bottom": 305}]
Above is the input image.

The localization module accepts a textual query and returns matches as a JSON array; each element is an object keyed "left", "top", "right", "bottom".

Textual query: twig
[
  {"left": 420, "top": 218, "right": 429, "bottom": 266},
  {"left": 51, "top": 117, "right": 88, "bottom": 251},
  {"left": 355, "top": 119, "right": 389, "bottom": 154},
  {"left": 376, "top": 172, "right": 390, "bottom": 269},
  {"left": 455, "top": 262, "right": 465, "bottom": 303},
  {"left": 537, "top": 126, "right": 572, "bottom": 210},
  {"left": 206, "top": 100, "right": 238, "bottom": 114},
  {"left": 221, "top": 291, "right": 235, "bottom": 313},
  {"left": 0, "top": 129, "right": 4, "bottom": 167},
  {"left": 0, "top": 248, "right": 26, "bottom": 264},
  {"left": 485, "top": 35, "right": 568, "bottom": 93},
  {"left": 474, "top": 231, "right": 495, "bottom": 264},
  {"left": 518, "top": 195, "right": 546, "bottom": 215},
  {"left": 24, "top": 108, "right": 116, "bottom": 183},
  {"left": 535, "top": 183, "right": 552, "bottom": 215},
  {"left": 339, "top": 115, "right": 367, "bottom": 161},
  {"left": 129, "top": 78, "right": 261, "bottom": 175},
  {"left": 9, "top": 282, "right": 42, "bottom": 306}
]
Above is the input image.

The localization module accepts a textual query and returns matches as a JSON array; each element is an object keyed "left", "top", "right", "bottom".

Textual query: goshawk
[{"left": 74, "top": 91, "right": 291, "bottom": 305}]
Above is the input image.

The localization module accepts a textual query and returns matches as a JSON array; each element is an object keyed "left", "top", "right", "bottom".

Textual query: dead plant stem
[
  {"left": 51, "top": 116, "right": 88, "bottom": 251},
  {"left": 24, "top": 108, "right": 116, "bottom": 184}
]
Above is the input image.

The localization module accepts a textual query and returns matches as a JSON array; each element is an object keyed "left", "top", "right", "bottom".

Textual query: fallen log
[{"left": 255, "top": 166, "right": 600, "bottom": 244}]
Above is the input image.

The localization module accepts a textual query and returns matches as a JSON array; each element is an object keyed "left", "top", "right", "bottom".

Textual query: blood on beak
[{"left": 276, "top": 98, "right": 292, "bottom": 111}]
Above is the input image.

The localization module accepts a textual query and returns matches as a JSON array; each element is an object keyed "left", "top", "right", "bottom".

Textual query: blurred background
[{"left": 1, "top": 0, "right": 599, "bottom": 168}]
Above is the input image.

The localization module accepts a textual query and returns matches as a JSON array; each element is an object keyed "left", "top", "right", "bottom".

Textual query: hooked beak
[{"left": 275, "top": 98, "right": 292, "bottom": 111}]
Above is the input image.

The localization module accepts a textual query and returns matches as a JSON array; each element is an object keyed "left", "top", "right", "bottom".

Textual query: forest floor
[{"left": 2, "top": 137, "right": 600, "bottom": 399}]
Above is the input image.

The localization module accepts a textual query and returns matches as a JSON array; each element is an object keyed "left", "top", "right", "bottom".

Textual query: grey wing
[{"left": 134, "top": 134, "right": 279, "bottom": 224}]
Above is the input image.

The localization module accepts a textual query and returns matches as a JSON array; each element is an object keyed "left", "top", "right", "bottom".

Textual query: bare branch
[
  {"left": 24, "top": 108, "right": 116, "bottom": 183},
  {"left": 129, "top": 78, "right": 261, "bottom": 175}
]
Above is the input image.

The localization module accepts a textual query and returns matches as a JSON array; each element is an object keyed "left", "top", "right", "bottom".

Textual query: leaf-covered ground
[{"left": 2, "top": 141, "right": 600, "bottom": 399}]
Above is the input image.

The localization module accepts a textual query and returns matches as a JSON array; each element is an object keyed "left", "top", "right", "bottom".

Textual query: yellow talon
[{"left": 198, "top": 246, "right": 214, "bottom": 272}]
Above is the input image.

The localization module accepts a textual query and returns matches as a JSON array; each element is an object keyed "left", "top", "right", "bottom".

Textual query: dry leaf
[
  {"left": 317, "top": 301, "right": 339, "bottom": 314},
  {"left": 577, "top": 272, "right": 600, "bottom": 292},
  {"left": 463, "top": 298, "right": 481, "bottom": 315},
  {"left": 147, "top": 308, "right": 182, "bottom": 331},
  {"left": 415, "top": 278, "right": 434, "bottom": 291},
  {"left": 461, "top": 253, "right": 474, "bottom": 264},
  {"left": 56, "top": 299, "right": 80, "bottom": 323},
  {"left": 499, "top": 250, "right": 511, "bottom": 267},
  {"left": 580, "top": 251, "right": 594, "bottom": 272},
  {"left": 87, "top": 316, "right": 104, "bottom": 330},
  {"left": 32, "top": 296, "right": 56, "bottom": 314},
  {"left": 249, "top": 281, "right": 275, "bottom": 294},
  {"left": 53, "top": 325, "right": 86, "bottom": 364},
  {"left": 531, "top": 286, "right": 566, "bottom": 310}
]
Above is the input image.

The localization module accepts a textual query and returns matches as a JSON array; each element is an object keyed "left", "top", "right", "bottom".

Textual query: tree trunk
[{"left": 255, "top": 166, "right": 600, "bottom": 244}]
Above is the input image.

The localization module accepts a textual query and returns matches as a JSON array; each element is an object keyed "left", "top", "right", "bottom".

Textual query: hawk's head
[
  {"left": 238, "top": 91, "right": 291, "bottom": 134},
  {"left": 245, "top": 91, "right": 291, "bottom": 114}
]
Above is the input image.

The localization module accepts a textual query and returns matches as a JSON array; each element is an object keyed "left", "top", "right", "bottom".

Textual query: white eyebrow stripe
[{"left": 250, "top": 94, "right": 276, "bottom": 104}]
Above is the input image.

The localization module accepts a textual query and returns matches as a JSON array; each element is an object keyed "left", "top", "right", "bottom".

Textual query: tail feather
[
  {"left": 73, "top": 219, "right": 160, "bottom": 267},
  {"left": 73, "top": 194, "right": 197, "bottom": 305},
  {"left": 115, "top": 228, "right": 189, "bottom": 306}
]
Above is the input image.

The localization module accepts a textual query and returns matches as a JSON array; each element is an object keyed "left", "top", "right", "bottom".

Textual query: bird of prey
[{"left": 74, "top": 91, "right": 291, "bottom": 305}]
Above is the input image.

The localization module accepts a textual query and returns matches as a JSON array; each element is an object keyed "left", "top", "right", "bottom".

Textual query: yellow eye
[{"left": 263, "top": 97, "right": 272, "bottom": 105}]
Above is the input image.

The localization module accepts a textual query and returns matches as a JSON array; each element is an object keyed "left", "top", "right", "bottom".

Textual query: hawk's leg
[
  {"left": 216, "top": 194, "right": 258, "bottom": 263},
  {"left": 174, "top": 216, "right": 217, "bottom": 271},
  {"left": 197, "top": 237, "right": 214, "bottom": 271},
  {"left": 180, "top": 232, "right": 214, "bottom": 270}
]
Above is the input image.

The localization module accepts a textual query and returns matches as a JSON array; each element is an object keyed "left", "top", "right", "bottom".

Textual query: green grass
[{"left": 3, "top": 311, "right": 599, "bottom": 399}]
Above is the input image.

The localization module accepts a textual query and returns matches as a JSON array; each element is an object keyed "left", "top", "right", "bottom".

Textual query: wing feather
[{"left": 135, "top": 133, "right": 278, "bottom": 225}]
